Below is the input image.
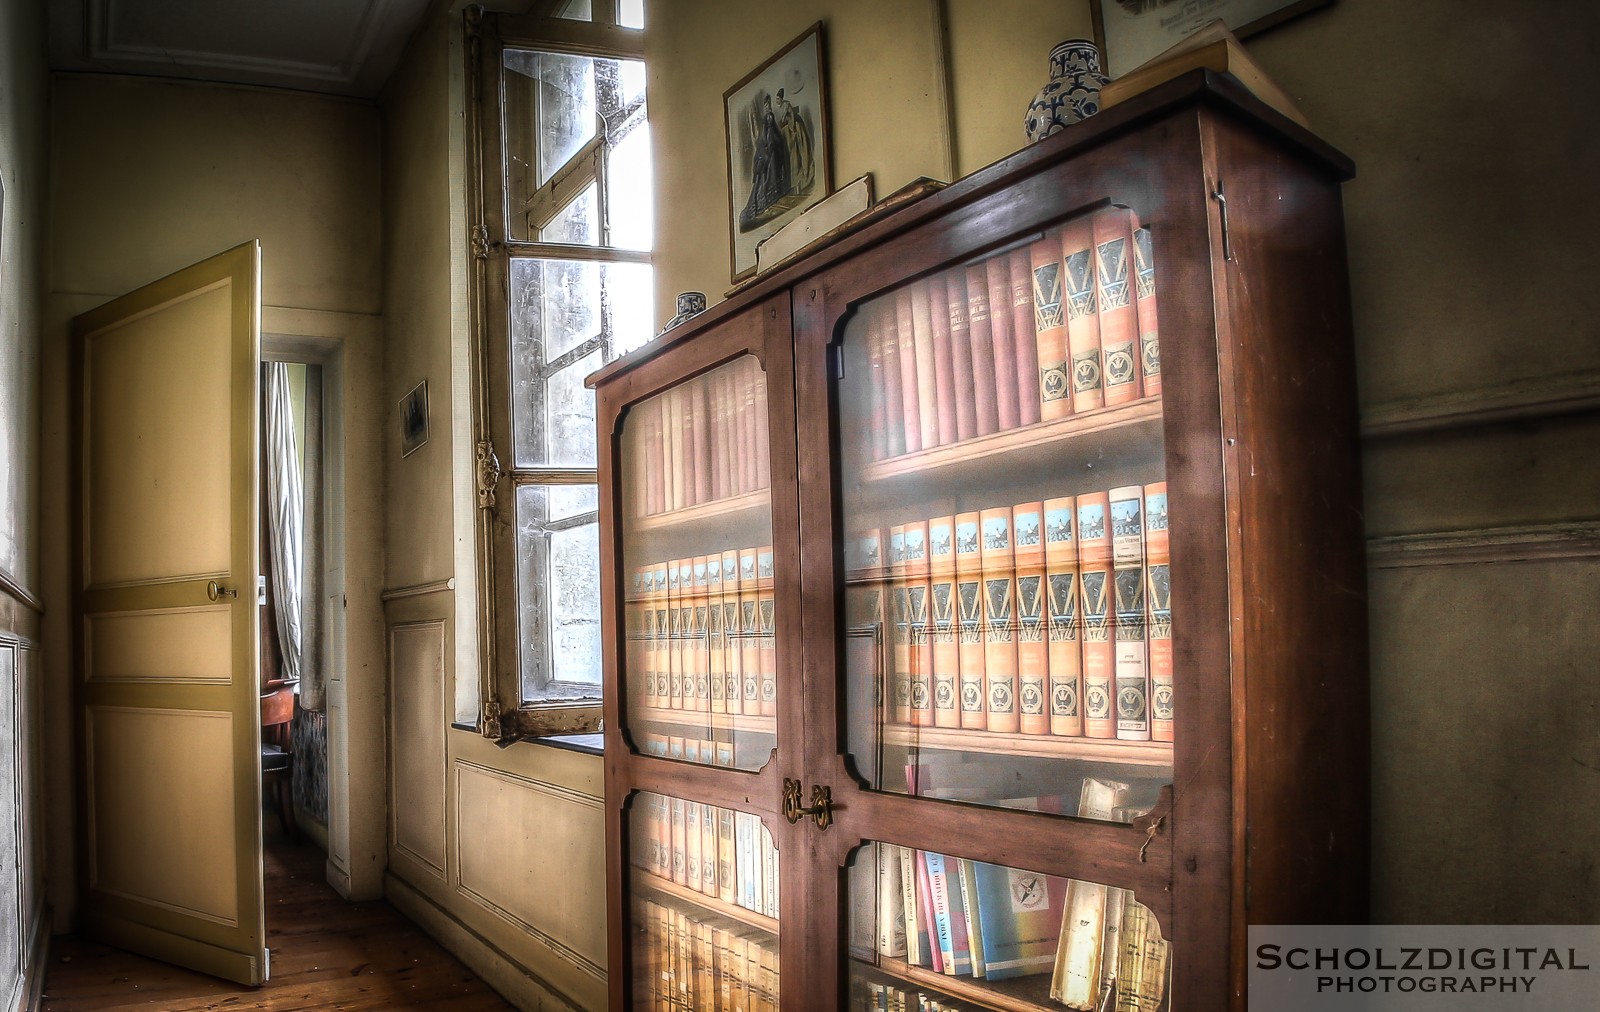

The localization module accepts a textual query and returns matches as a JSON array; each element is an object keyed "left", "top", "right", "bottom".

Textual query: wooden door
[{"left": 72, "top": 241, "right": 268, "bottom": 985}]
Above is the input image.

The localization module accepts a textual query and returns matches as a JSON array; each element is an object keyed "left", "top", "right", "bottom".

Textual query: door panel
[{"left": 74, "top": 241, "right": 266, "bottom": 985}]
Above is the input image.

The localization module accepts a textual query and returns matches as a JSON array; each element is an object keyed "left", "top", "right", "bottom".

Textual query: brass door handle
[
  {"left": 782, "top": 777, "right": 833, "bottom": 831},
  {"left": 207, "top": 580, "right": 239, "bottom": 602}
]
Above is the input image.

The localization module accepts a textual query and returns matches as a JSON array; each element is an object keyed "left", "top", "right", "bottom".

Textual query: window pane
[
  {"left": 608, "top": 120, "right": 653, "bottom": 252},
  {"left": 517, "top": 485, "right": 603, "bottom": 696},
  {"left": 541, "top": 179, "right": 599, "bottom": 245},
  {"left": 503, "top": 50, "right": 596, "bottom": 236},
  {"left": 510, "top": 258, "right": 654, "bottom": 468},
  {"left": 550, "top": 519, "right": 603, "bottom": 684},
  {"left": 550, "top": 484, "right": 599, "bottom": 523},
  {"left": 618, "top": 0, "right": 645, "bottom": 30}
]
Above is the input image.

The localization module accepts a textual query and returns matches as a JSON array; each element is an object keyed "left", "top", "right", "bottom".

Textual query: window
[{"left": 468, "top": 5, "right": 649, "bottom": 737}]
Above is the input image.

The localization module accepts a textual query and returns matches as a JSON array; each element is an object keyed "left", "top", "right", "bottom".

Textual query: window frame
[{"left": 467, "top": 6, "right": 647, "bottom": 739}]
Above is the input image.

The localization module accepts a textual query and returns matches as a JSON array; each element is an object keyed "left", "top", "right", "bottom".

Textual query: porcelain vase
[{"left": 1024, "top": 40, "right": 1110, "bottom": 143}]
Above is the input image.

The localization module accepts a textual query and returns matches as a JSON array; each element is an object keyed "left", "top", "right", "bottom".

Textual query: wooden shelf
[
  {"left": 632, "top": 705, "right": 777, "bottom": 735},
  {"left": 861, "top": 955, "right": 1056, "bottom": 1012},
  {"left": 637, "top": 873, "right": 779, "bottom": 937},
  {"left": 881, "top": 724, "right": 1173, "bottom": 767},
  {"left": 857, "top": 397, "right": 1164, "bottom": 491},
  {"left": 630, "top": 488, "right": 771, "bottom": 534}
]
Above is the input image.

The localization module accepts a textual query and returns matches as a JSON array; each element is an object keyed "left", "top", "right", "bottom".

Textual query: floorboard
[{"left": 41, "top": 826, "right": 515, "bottom": 1011}]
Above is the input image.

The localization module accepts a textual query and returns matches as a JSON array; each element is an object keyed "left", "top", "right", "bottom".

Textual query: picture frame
[
  {"left": 1092, "top": 0, "right": 1335, "bottom": 78},
  {"left": 723, "top": 23, "right": 832, "bottom": 282},
  {"left": 399, "top": 380, "right": 429, "bottom": 457}
]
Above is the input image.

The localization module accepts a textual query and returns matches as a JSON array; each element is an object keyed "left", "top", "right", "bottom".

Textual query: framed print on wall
[
  {"left": 399, "top": 380, "right": 429, "bottom": 457},
  {"left": 723, "top": 22, "right": 832, "bottom": 282},
  {"left": 1093, "top": 0, "right": 1334, "bottom": 78}
]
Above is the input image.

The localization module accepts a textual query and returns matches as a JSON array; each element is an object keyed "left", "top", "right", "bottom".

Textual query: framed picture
[
  {"left": 723, "top": 23, "right": 832, "bottom": 282},
  {"left": 399, "top": 380, "right": 429, "bottom": 457},
  {"left": 1092, "top": 0, "right": 1334, "bottom": 78}
]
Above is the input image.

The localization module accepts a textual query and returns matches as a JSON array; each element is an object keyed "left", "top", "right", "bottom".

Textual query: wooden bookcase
[{"left": 590, "top": 70, "right": 1368, "bottom": 1012}]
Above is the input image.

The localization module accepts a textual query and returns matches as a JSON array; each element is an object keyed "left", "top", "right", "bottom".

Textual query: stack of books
[
  {"left": 858, "top": 205, "right": 1161, "bottom": 462},
  {"left": 636, "top": 898, "right": 778, "bottom": 1011},
  {"left": 845, "top": 482, "right": 1172, "bottom": 743},
  {"left": 626, "top": 546, "right": 778, "bottom": 718},
  {"left": 631, "top": 356, "right": 771, "bottom": 517}
]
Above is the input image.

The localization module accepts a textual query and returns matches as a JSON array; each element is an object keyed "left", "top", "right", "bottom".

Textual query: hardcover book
[
  {"left": 1012, "top": 501, "right": 1049, "bottom": 735},
  {"left": 1030, "top": 236, "right": 1071, "bottom": 419},
  {"left": 894, "top": 290, "right": 923, "bottom": 454},
  {"left": 889, "top": 525, "right": 914, "bottom": 725},
  {"left": 953, "top": 512, "right": 987, "bottom": 730},
  {"left": 909, "top": 283, "right": 941, "bottom": 450},
  {"left": 970, "top": 861, "right": 1066, "bottom": 980},
  {"left": 1008, "top": 251, "right": 1042, "bottom": 426},
  {"left": 979, "top": 507, "right": 1021, "bottom": 733},
  {"left": 1144, "top": 482, "right": 1174, "bottom": 742},
  {"left": 929, "top": 275, "right": 960, "bottom": 445},
  {"left": 968, "top": 261, "right": 1005, "bottom": 433},
  {"left": 903, "top": 521, "right": 935, "bottom": 728},
  {"left": 1094, "top": 210, "right": 1141, "bottom": 406},
  {"left": 1043, "top": 497, "right": 1082, "bottom": 736},
  {"left": 1111, "top": 485, "right": 1151, "bottom": 741},
  {"left": 1133, "top": 222, "right": 1162, "bottom": 399},
  {"left": 1077, "top": 492, "right": 1115, "bottom": 738},
  {"left": 927, "top": 515, "right": 961, "bottom": 728},
  {"left": 1062, "top": 218, "right": 1104, "bottom": 413}
]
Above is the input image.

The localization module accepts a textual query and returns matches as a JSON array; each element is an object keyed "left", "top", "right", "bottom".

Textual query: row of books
[
  {"left": 845, "top": 482, "right": 1173, "bottom": 743},
  {"left": 629, "top": 356, "right": 772, "bottom": 518},
  {"left": 635, "top": 898, "right": 778, "bottom": 1012},
  {"left": 859, "top": 205, "right": 1161, "bottom": 462},
  {"left": 626, "top": 546, "right": 779, "bottom": 716},
  {"left": 632, "top": 758, "right": 779, "bottom": 919},
  {"left": 851, "top": 978, "right": 980, "bottom": 1011},
  {"left": 867, "top": 843, "right": 1168, "bottom": 1011}
]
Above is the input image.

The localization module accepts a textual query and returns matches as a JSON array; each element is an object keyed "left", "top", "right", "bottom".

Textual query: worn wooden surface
[{"left": 41, "top": 830, "right": 512, "bottom": 1011}]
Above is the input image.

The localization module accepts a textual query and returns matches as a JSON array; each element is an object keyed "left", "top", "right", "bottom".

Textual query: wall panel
[{"left": 390, "top": 621, "right": 448, "bottom": 876}]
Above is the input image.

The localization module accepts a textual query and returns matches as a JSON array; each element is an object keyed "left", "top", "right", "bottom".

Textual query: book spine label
[
  {"left": 1009, "top": 251, "right": 1042, "bottom": 426},
  {"left": 1095, "top": 210, "right": 1141, "bottom": 405},
  {"left": 928, "top": 275, "right": 961, "bottom": 445},
  {"left": 983, "top": 258, "right": 1021, "bottom": 432},
  {"left": 927, "top": 516, "right": 960, "bottom": 728},
  {"left": 1111, "top": 485, "right": 1151, "bottom": 740},
  {"left": 923, "top": 852, "right": 956, "bottom": 973},
  {"left": 757, "top": 546, "right": 777, "bottom": 716},
  {"left": 1062, "top": 218, "right": 1104, "bottom": 412},
  {"left": 967, "top": 261, "right": 1005, "bottom": 435},
  {"left": 865, "top": 305, "right": 889, "bottom": 461},
  {"left": 879, "top": 301, "right": 908, "bottom": 457},
  {"left": 979, "top": 507, "right": 1021, "bottom": 733},
  {"left": 1145, "top": 482, "right": 1173, "bottom": 742},
  {"left": 1030, "top": 237, "right": 1071, "bottom": 419},
  {"left": 904, "top": 521, "right": 935, "bottom": 727},
  {"left": 893, "top": 290, "right": 922, "bottom": 454},
  {"left": 1133, "top": 222, "right": 1161, "bottom": 398},
  {"left": 1043, "top": 498, "right": 1082, "bottom": 736},
  {"left": 909, "top": 283, "right": 942, "bottom": 450},
  {"left": 947, "top": 272, "right": 982, "bottom": 440},
  {"left": 1077, "top": 492, "right": 1115, "bottom": 738},
  {"left": 1012, "top": 501, "right": 1050, "bottom": 735},
  {"left": 953, "top": 512, "right": 987, "bottom": 730}
]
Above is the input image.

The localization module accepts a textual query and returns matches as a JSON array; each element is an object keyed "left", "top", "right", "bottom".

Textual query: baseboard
[
  {"left": 384, "top": 872, "right": 593, "bottom": 1012},
  {"left": 16, "top": 903, "right": 51, "bottom": 1012}
]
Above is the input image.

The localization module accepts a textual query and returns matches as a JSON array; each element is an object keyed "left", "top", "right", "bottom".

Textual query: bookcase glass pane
[
  {"left": 847, "top": 841, "right": 1168, "bottom": 1011},
  {"left": 836, "top": 205, "right": 1173, "bottom": 824},
  {"left": 619, "top": 356, "right": 777, "bottom": 772},
  {"left": 630, "top": 790, "right": 779, "bottom": 1010}
]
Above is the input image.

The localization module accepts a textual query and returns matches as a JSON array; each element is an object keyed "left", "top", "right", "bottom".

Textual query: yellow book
[{"left": 1099, "top": 21, "right": 1309, "bottom": 129}]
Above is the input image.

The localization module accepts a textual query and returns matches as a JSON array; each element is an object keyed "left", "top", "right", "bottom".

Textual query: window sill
[{"left": 450, "top": 721, "right": 604, "bottom": 756}]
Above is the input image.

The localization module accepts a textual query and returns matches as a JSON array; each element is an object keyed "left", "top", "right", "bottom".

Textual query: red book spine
[
  {"left": 664, "top": 388, "right": 682, "bottom": 512},
  {"left": 1008, "top": 252, "right": 1042, "bottom": 427},
  {"left": 1062, "top": 218, "right": 1104, "bottom": 413},
  {"left": 926, "top": 278, "right": 959, "bottom": 446},
  {"left": 720, "top": 368, "right": 738, "bottom": 496},
  {"left": 909, "top": 284, "right": 941, "bottom": 450},
  {"left": 894, "top": 290, "right": 924, "bottom": 454},
  {"left": 879, "top": 299, "right": 908, "bottom": 457},
  {"left": 683, "top": 383, "right": 702, "bottom": 506},
  {"left": 1030, "top": 236, "right": 1072, "bottom": 420},
  {"left": 1012, "top": 501, "right": 1049, "bottom": 734},
  {"left": 963, "top": 264, "right": 1000, "bottom": 436},
  {"left": 945, "top": 272, "right": 978, "bottom": 441},
  {"left": 981, "top": 259, "right": 1020, "bottom": 432},
  {"left": 1077, "top": 492, "right": 1115, "bottom": 738},
  {"left": 1132, "top": 218, "right": 1161, "bottom": 399},
  {"left": 708, "top": 373, "right": 727, "bottom": 500},
  {"left": 865, "top": 305, "right": 889, "bottom": 460},
  {"left": 1144, "top": 482, "right": 1173, "bottom": 742},
  {"left": 1094, "top": 209, "right": 1141, "bottom": 406}
]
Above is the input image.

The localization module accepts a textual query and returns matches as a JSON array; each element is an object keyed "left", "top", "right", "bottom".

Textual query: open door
[{"left": 72, "top": 241, "right": 268, "bottom": 985}]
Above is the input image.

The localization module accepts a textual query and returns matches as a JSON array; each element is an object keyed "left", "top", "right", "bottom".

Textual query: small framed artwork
[
  {"left": 1093, "top": 0, "right": 1335, "bottom": 78},
  {"left": 723, "top": 22, "right": 832, "bottom": 282},
  {"left": 399, "top": 380, "right": 429, "bottom": 457}
]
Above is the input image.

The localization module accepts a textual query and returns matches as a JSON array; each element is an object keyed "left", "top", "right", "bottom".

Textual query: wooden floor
[{"left": 41, "top": 827, "right": 515, "bottom": 1011}]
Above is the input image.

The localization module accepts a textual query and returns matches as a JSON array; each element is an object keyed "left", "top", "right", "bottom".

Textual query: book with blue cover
[{"left": 969, "top": 860, "right": 1067, "bottom": 980}]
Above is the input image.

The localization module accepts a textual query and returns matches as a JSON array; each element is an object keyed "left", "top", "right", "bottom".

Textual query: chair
[{"left": 260, "top": 685, "right": 297, "bottom": 839}]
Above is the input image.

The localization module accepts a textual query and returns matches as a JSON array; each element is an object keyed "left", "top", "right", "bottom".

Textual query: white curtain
[{"left": 265, "top": 363, "right": 304, "bottom": 684}]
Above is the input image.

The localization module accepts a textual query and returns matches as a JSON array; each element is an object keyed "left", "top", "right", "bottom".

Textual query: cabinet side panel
[{"left": 1202, "top": 110, "right": 1371, "bottom": 983}]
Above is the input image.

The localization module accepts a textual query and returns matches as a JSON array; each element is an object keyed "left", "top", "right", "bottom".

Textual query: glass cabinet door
[
  {"left": 619, "top": 354, "right": 777, "bottom": 771},
  {"left": 838, "top": 204, "right": 1172, "bottom": 822}
]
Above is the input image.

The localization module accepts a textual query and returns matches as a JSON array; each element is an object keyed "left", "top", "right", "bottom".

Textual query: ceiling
[{"left": 48, "top": 0, "right": 436, "bottom": 99}]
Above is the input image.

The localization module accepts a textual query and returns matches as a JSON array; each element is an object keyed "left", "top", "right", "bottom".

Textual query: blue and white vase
[
  {"left": 1023, "top": 40, "right": 1110, "bottom": 143},
  {"left": 660, "top": 291, "right": 708, "bottom": 335}
]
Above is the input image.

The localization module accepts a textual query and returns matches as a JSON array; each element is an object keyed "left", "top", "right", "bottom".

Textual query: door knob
[{"left": 206, "top": 580, "right": 238, "bottom": 602}]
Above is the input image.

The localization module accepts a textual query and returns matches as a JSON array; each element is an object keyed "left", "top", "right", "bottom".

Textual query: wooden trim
[
  {"left": 493, "top": 11, "right": 644, "bottom": 57},
  {"left": 1367, "top": 522, "right": 1600, "bottom": 569},
  {"left": 501, "top": 241, "right": 653, "bottom": 264},
  {"left": 1361, "top": 368, "right": 1600, "bottom": 437},
  {"left": 380, "top": 577, "right": 457, "bottom": 602},
  {"left": 636, "top": 875, "right": 778, "bottom": 937},
  {"left": 879, "top": 724, "right": 1173, "bottom": 766},
  {"left": 0, "top": 567, "right": 42, "bottom": 614}
]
